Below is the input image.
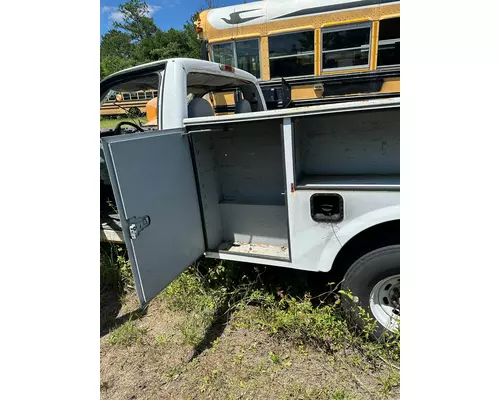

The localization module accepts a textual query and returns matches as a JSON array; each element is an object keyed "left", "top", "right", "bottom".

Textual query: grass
[
  {"left": 268, "top": 351, "right": 282, "bottom": 365},
  {"left": 279, "top": 385, "right": 358, "bottom": 400},
  {"left": 160, "top": 261, "right": 400, "bottom": 364},
  {"left": 376, "top": 372, "right": 400, "bottom": 398},
  {"left": 100, "top": 247, "right": 400, "bottom": 400},
  {"left": 107, "top": 320, "right": 147, "bottom": 346},
  {"left": 100, "top": 243, "right": 133, "bottom": 292},
  {"left": 100, "top": 116, "right": 148, "bottom": 129}
]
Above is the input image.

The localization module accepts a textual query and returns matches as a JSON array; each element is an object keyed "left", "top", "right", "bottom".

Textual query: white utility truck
[{"left": 100, "top": 58, "right": 400, "bottom": 337}]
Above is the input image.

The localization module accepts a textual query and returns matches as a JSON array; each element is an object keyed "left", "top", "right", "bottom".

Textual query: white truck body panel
[
  {"left": 184, "top": 97, "right": 399, "bottom": 126},
  {"left": 100, "top": 58, "right": 400, "bottom": 307}
]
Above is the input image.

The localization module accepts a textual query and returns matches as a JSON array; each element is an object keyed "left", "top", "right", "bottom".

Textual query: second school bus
[{"left": 196, "top": 0, "right": 400, "bottom": 109}]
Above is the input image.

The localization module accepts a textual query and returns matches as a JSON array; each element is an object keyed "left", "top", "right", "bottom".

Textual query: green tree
[
  {"left": 100, "top": 0, "right": 204, "bottom": 79},
  {"left": 100, "top": 56, "right": 135, "bottom": 80},
  {"left": 113, "top": 0, "right": 159, "bottom": 41},
  {"left": 182, "top": 13, "right": 203, "bottom": 59},
  {"left": 100, "top": 29, "right": 134, "bottom": 59}
]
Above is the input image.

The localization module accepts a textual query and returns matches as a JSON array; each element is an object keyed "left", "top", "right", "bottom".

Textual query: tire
[
  {"left": 128, "top": 107, "right": 141, "bottom": 117},
  {"left": 341, "top": 245, "right": 400, "bottom": 339}
]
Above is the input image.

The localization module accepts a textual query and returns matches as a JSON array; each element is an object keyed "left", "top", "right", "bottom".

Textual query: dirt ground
[{"left": 100, "top": 288, "right": 400, "bottom": 400}]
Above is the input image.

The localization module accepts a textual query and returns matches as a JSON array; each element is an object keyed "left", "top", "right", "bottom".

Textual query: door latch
[{"left": 127, "top": 216, "right": 151, "bottom": 240}]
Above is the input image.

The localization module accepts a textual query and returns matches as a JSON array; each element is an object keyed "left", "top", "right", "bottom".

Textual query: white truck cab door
[{"left": 101, "top": 129, "right": 205, "bottom": 307}]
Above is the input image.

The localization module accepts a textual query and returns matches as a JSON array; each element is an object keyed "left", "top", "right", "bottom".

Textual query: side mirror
[{"left": 115, "top": 94, "right": 123, "bottom": 103}]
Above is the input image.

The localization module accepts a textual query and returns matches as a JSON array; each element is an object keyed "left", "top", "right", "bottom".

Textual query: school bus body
[
  {"left": 100, "top": 90, "right": 158, "bottom": 117},
  {"left": 196, "top": 0, "right": 400, "bottom": 107}
]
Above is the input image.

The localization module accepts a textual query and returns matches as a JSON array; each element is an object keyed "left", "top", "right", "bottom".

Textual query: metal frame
[
  {"left": 158, "top": 69, "right": 165, "bottom": 130},
  {"left": 268, "top": 29, "right": 316, "bottom": 79},
  {"left": 210, "top": 38, "right": 262, "bottom": 80},
  {"left": 282, "top": 117, "right": 296, "bottom": 261},
  {"left": 321, "top": 22, "right": 373, "bottom": 73}
]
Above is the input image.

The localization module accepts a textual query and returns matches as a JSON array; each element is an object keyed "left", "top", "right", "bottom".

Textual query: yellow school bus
[
  {"left": 196, "top": 0, "right": 400, "bottom": 109},
  {"left": 100, "top": 89, "right": 158, "bottom": 117}
]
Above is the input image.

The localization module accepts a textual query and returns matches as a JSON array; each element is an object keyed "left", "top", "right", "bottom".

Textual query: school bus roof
[{"left": 200, "top": 0, "right": 400, "bottom": 31}]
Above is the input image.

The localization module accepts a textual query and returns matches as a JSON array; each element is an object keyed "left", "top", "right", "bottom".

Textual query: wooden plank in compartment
[
  {"left": 217, "top": 241, "right": 289, "bottom": 259},
  {"left": 100, "top": 214, "right": 124, "bottom": 243}
]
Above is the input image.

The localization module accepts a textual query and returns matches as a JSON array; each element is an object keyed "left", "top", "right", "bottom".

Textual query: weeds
[
  {"left": 180, "top": 312, "right": 214, "bottom": 347},
  {"left": 103, "top": 250, "right": 399, "bottom": 363},
  {"left": 279, "top": 384, "right": 357, "bottom": 400},
  {"left": 107, "top": 320, "right": 146, "bottom": 346},
  {"left": 100, "top": 243, "right": 133, "bottom": 292},
  {"left": 161, "top": 260, "right": 263, "bottom": 349},
  {"left": 163, "top": 366, "right": 183, "bottom": 383},
  {"left": 376, "top": 372, "right": 400, "bottom": 398},
  {"left": 268, "top": 351, "right": 282, "bottom": 365},
  {"left": 158, "top": 260, "right": 400, "bottom": 363},
  {"left": 155, "top": 333, "right": 171, "bottom": 346}
]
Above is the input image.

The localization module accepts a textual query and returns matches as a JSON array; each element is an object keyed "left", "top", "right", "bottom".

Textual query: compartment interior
[
  {"left": 294, "top": 108, "right": 400, "bottom": 187},
  {"left": 191, "top": 119, "right": 290, "bottom": 259}
]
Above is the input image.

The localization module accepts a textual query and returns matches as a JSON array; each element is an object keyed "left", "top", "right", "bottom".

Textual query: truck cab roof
[{"left": 100, "top": 58, "right": 259, "bottom": 89}]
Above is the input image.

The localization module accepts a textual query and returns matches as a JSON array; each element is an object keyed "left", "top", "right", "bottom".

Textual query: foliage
[
  {"left": 279, "top": 384, "right": 357, "bottom": 400},
  {"left": 100, "top": 55, "right": 135, "bottom": 80},
  {"left": 100, "top": 0, "right": 202, "bottom": 79},
  {"left": 100, "top": 243, "right": 133, "bottom": 292},
  {"left": 113, "top": 0, "right": 159, "bottom": 41},
  {"left": 107, "top": 319, "right": 146, "bottom": 346},
  {"left": 100, "top": 116, "right": 147, "bottom": 129},
  {"left": 100, "top": 29, "right": 134, "bottom": 59},
  {"left": 159, "top": 260, "right": 400, "bottom": 364}
]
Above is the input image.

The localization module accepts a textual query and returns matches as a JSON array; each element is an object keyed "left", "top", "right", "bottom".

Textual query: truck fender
[{"left": 337, "top": 205, "right": 400, "bottom": 246}]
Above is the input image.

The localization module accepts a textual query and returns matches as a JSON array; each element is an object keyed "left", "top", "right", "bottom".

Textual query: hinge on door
[{"left": 127, "top": 215, "right": 151, "bottom": 240}]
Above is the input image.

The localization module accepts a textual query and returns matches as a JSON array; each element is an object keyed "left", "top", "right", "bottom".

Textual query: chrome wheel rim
[{"left": 369, "top": 275, "right": 400, "bottom": 332}]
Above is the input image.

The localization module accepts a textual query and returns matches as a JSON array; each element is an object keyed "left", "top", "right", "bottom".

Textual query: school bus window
[
  {"left": 322, "top": 24, "right": 371, "bottom": 71},
  {"left": 211, "top": 40, "right": 261, "bottom": 79},
  {"left": 138, "top": 92, "right": 146, "bottom": 100},
  {"left": 153, "top": 90, "right": 158, "bottom": 97},
  {"left": 212, "top": 42, "right": 235, "bottom": 67},
  {"left": 122, "top": 93, "right": 131, "bottom": 101},
  {"left": 235, "top": 40, "right": 260, "bottom": 79},
  {"left": 146, "top": 91, "right": 153, "bottom": 99},
  {"left": 377, "top": 18, "right": 400, "bottom": 68},
  {"left": 268, "top": 31, "right": 315, "bottom": 79},
  {"left": 130, "top": 92, "right": 139, "bottom": 100}
]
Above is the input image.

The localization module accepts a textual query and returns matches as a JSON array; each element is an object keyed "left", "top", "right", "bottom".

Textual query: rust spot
[{"left": 291, "top": 183, "right": 295, "bottom": 193}]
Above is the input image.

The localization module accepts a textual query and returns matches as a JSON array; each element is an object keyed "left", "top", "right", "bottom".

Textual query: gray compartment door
[{"left": 101, "top": 130, "right": 205, "bottom": 306}]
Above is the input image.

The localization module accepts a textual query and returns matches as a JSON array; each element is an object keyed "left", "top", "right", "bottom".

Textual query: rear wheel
[
  {"left": 128, "top": 107, "right": 142, "bottom": 117},
  {"left": 341, "top": 245, "right": 400, "bottom": 338}
]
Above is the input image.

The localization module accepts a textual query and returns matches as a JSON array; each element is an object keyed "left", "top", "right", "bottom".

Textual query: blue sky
[{"left": 100, "top": 0, "right": 245, "bottom": 37}]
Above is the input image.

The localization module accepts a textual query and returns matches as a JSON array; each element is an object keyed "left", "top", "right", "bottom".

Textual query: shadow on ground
[
  {"left": 100, "top": 284, "right": 148, "bottom": 338},
  {"left": 184, "top": 260, "right": 346, "bottom": 361}
]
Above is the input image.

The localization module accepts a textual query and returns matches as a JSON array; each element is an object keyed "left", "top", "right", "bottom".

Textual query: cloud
[
  {"left": 146, "top": 4, "right": 162, "bottom": 15},
  {"left": 101, "top": 3, "right": 162, "bottom": 25},
  {"left": 162, "top": 0, "right": 180, "bottom": 8},
  {"left": 109, "top": 11, "right": 124, "bottom": 23},
  {"left": 101, "top": 6, "right": 115, "bottom": 13}
]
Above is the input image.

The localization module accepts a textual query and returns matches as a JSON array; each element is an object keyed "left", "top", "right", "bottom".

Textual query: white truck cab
[{"left": 100, "top": 58, "right": 400, "bottom": 337}]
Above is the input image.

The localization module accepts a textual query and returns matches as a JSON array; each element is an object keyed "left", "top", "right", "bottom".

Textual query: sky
[{"left": 100, "top": 0, "right": 246, "bottom": 37}]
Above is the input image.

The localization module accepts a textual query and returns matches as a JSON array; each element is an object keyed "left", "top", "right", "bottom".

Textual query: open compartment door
[{"left": 101, "top": 130, "right": 205, "bottom": 306}]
